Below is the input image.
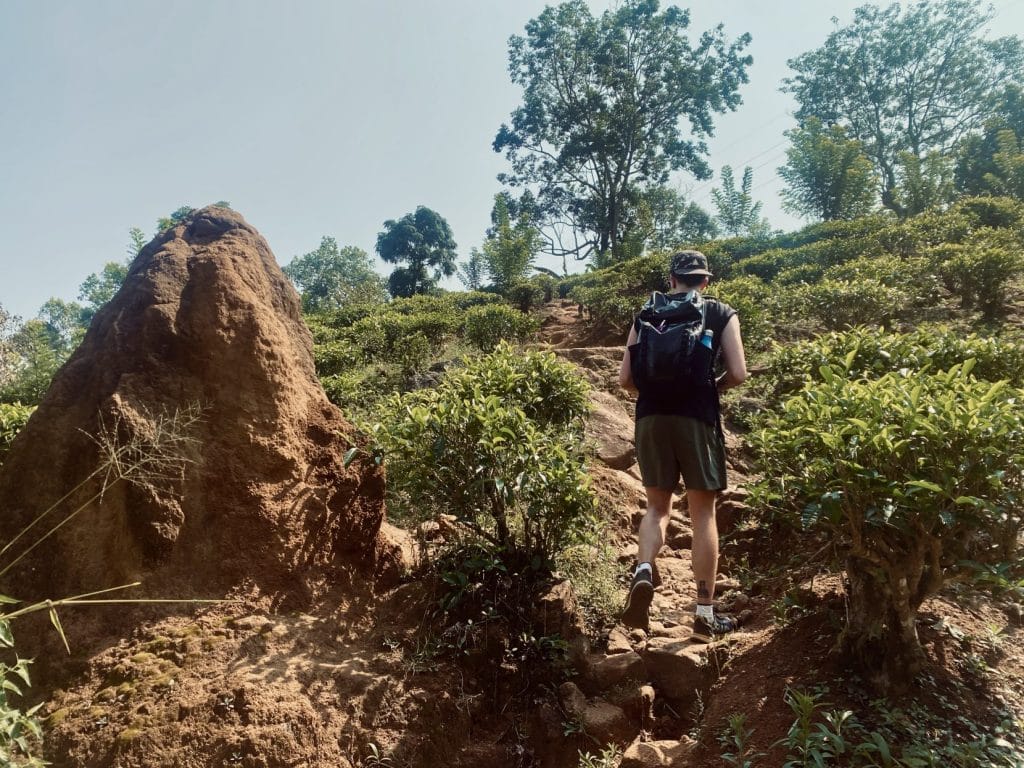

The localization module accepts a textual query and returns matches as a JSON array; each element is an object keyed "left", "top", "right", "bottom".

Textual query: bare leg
[
  {"left": 637, "top": 486, "right": 673, "bottom": 566},
  {"left": 687, "top": 488, "right": 718, "bottom": 605},
  {"left": 622, "top": 486, "right": 674, "bottom": 628}
]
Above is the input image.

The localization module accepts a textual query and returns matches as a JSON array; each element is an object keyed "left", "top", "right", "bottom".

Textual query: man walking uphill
[{"left": 617, "top": 250, "right": 748, "bottom": 642}]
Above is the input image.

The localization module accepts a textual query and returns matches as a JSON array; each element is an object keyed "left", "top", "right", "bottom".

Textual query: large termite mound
[{"left": 0, "top": 206, "right": 391, "bottom": 617}]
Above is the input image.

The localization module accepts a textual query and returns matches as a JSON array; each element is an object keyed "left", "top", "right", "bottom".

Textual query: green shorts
[{"left": 634, "top": 414, "right": 727, "bottom": 491}]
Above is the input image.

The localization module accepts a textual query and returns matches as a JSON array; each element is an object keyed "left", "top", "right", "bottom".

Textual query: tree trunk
[
  {"left": 879, "top": 162, "right": 907, "bottom": 218},
  {"left": 841, "top": 555, "right": 926, "bottom": 692}
]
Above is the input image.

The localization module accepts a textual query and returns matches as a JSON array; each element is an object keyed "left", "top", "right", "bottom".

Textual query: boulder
[
  {"left": 558, "top": 682, "right": 635, "bottom": 746},
  {"left": 586, "top": 390, "right": 636, "bottom": 470},
  {"left": 582, "top": 651, "right": 646, "bottom": 694},
  {"left": 605, "top": 627, "right": 633, "bottom": 655},
  {"left": 534, "top": 580, "right": 590, "bottom": 665},
  {"left": 641, "top": 637, "right": 727, "bottom": 703},
  {"left": 620, "top": 737, "right": 695, "bottom": 768}
]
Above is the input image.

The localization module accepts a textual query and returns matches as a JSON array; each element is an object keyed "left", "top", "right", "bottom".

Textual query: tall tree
[
  {"left": 481, "top": 194, "right": 542, "bottom": 292},
  {"left": 894, "top": 150, "right": 956, "bottom": 215},
  {"left": 626, "top": 186, "right": 718, "bottom": 250},
  {"left": 494, "top": 0, "right": 751, "bottom": 264},
  {"left": 78, "top": 261, "right": 130, "bottom": 324},
  {"left": 283, "top": 237, "right": 387, "bottom": 312},
  {"left": 711, "top": 166, "right": 770, "bottom": 238},
  {"left": 779, "top": 117, "right": 878, "bottom": 221},
  {"left": 955, "top": 85, "right": 1024, "bottom": 197},
  {"left": 783, "top": 0, "right": 1023, "bottom": 215},
  {"left": 375, "top": 207, "right": 458, "bottom": 298},
  {"left": 457, "top": 250, "right": 487, "bottom": 291}
]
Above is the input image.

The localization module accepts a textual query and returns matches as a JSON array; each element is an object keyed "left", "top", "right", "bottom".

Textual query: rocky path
[{"left": 535, "top": 300, "right": 763, "bottom": 767}]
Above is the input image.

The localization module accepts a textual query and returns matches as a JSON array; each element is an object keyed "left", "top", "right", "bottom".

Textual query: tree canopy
[
  {"left": 955, "top": 85, "right": 1024, "bottom": 198},
  {"left": 494, "top": 0, "right": 751, "bottom": 263},
  {"left": 375, "top": 207, "right": 458, "bottom": 298},
  {"left": 711, "top": 166, "right": 770, "bottom": 238},
  {"left": 283, "top": 237, "right": 387, "bottom": 312},
  {"left": 784, "top": 0, "right": 1023, "bottom": 215},
  {"left": 480, "top": 194, "right": 542, "bottom": 292},
  {"left": 779, "top": 117, "right": 877, "bottom": 221}
]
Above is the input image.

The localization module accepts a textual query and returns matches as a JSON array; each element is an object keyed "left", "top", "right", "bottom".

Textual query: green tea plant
[
  {"left": 823, "top": 254, "right": 942, "bottom": 310},
  {"left": 930, "top": 229, "right": 1024, "bottom": 321},
  {"left": 507, "top": 282, "right": 546, "bottom": 313},
  {"left": 756, "top": 363, "right": 1024, "bottom": 688},
  {"left": 576, "top": 744, "right": 621, "bottom": 768},
  {"left": 462, "top": 304, "right": 538, "bottom": 352},
  {"left": 371, "top": 342, "right": 594, "bottom": 562},
  {"left": 783, "top": 279, "right": 905, "bottom": 332},
  {"left": 760, "top": 326, "right": 1024, "bottom": 409},
  {"left": 706, "top": 275, "right": 776, "bottom": 353},
  {"left": 0, "top": 404, "right": 34, "bottom": 464},
  {"left": 569, "top": 284, "right": 637, "bottom": 329}
]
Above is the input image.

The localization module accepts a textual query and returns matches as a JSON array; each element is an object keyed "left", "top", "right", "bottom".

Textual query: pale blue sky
[{"left": 2, "top": 0, "right": 1022, "bottom": 320}]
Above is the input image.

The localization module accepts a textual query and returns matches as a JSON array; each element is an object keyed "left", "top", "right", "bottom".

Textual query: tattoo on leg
[{"left": 697, "top": 580, "right": 710, "bottom": 600}]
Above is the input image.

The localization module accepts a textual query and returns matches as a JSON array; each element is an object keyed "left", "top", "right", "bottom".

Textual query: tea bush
[
  {"left": 463, "top": 304, "right": 538, "bottom": 352},
  {"left": 569, "top": 284, "right": 638, "bottom": 329},
  {"left": 761, "top": 326, "right": 1024, "bottom": 408},
  {"left": 0, "top": 403, "right": 33, "bottom": 464},
  {"left": 0, "top": 619, "right": 44, "bottom": 767},
  {"left": 755, "top": 363, "right": 1024, "bottom": 687},
  {"left": 371, "top": 343, "right": 594, "bottom": 562},
  {"left": 784, "top": 279, "right": 905, "bottom": 332},
  {"left": 824, "top": 254, "right": 942, "bottom": 309},
  {"left": 931, "top": 229, "right": 1024, "bottom": 320},
  {"left": 507, "top": 282, "right": 546, "bottom": 313},
  {"left": 705, "top": 276, "right": 776, "bottom": 354}
]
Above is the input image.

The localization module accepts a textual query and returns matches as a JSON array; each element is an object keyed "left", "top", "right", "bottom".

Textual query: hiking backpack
[{"left": 630, "top": 290, "right": 714, "bottom": 391}]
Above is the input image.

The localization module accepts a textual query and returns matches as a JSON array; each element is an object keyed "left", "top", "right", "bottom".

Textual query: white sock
[
  {"left": 635, "top": 562, "right": 653, "bottom": 576},
  {"left": 695, "top": 604, "right": 714, "bottom": 621}
]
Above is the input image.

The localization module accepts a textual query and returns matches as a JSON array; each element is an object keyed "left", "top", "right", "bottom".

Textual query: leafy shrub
[
  {"left": 705, "top": 276, "right": 775, "bottom": 354},
  {"left": 0, "top": 619, "right": 44, "bottom": 766},
  {"left": 931, "top": 229, "right": 1024, "bottom": 320},
  {"left": 0, "top": 403, "right": 33, "bottom": 463},
  {"left": 371, "top": 343, "right": 594, "bottom": 562},
  {"left": 761, "top": 325, "right": 1024, "bottom": 408},
  {"left": 344, "top": 315, "right": 389, "bottom": 361},
  {"left": 463, "top": 304, "right": 538, "bottom": 352},
  {"left": 396, "top": 332, "right": 432, "bottom": 376},
  {"left": 507, "top": 281, "right": 546, "bottom": 313},
  {"left": 951, "top": 195, "right": 1024, "bottom": 229},
  {"left": 532, "top": 274, "right": 556, "bottom": 303},
  {"left": 606, "top": 252, "right": 670, "bottom": 293},
  {"left": 738, "top": 236, "right": 884, "bottom": 282},
  {"left": 878, "top": 208, "right": 976, "bottom": 257},
  {"left": 823, "top": 254, "right": 942, "bottom": 309},
  {"left": 569, "top": 284, "right": 637, "bottom": 329},
  {"left": 785, "top": 279, "right": 905, "bottom": 332},
  {"left": 308, "top": 302, "right": 379, "bottom": 337},
  {"left": 313, "top": 339, "right": 363, "bottom": 377},
  {"left": 447, "top": 291, "right": 503, "bottom": 312},
  {"left": 320, "top": 368, "right": 393, "bottom": 418},
  {"left": 755, "top": 363, "right": 1024, "bottom": 687}
]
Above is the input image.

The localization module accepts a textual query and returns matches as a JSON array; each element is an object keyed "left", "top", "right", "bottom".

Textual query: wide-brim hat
[{"left": 670, "top": 250, "right": 713, "bottom": 277}]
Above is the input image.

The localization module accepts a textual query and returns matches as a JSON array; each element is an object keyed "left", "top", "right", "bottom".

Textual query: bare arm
[
  {"left": 717, "top": 314, "right": 747, "bottom": 391},
  {"left": 618, "top": 325, "right": 639, "bottom": 394}
]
